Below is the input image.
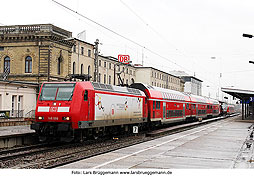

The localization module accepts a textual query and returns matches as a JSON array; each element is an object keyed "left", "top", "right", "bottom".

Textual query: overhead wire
[
  {"left": 51, "top": 0, "right": 192, "bottom": 73},
  {"left": 51, "top": 0, "right": 222, "bottom": 90}
]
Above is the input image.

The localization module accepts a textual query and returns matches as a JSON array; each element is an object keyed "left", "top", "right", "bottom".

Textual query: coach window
[
  {"left": 153, "top": 101, "right": 155, "bottom": 110},
  {"left": 186, "top": 103, "right": 189, "bottom": 110},
  {"left": 156, "top": 101, "right": 160, "bottom": 109},
  {"left": 84, "top": 90, "right": 88, "bottom": 101}
]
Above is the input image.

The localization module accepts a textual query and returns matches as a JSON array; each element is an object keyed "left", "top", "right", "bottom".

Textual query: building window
[
  {"left": 126, "top": 79, "right": 128, "bottom": 85},
  {"left": 98, "top": 73, "right": 101, "bottom": 83},
  {"left": 4, "top": 56, "right": 10, "bottom": 73},
  {"left": 104, "top": 61, "right": 106, "bottom": 68},
  {"left": 104, "top": 74, "right": 106, "bottom": 84},
  {"left": 81, "top": 64, "right": 84, "bottom": 74},
  {"left": 25, "top": 56, "right": 32, "bottom": 73},
  {"left": 88, "top": 65, "right": 90, "bottom": 76},
  {"left": 73, "top": 45, "right": 76, "bottom": 53},
  {"left": 0, "top": 47, "right": 4, "bottom": 51},
  {"left": 109, "top": 75, "right": 111, "bottom": 84},
  {"left": 131, "top": 78, "right": 135, "bottom": 84},
  {"left": 126, "top": 68, "right": 128, "bottom": 74},
  {"left": 88, "top": 49, "right": 91, "bottom": 57},
  {"left": 130, "top": 70, "right": 132, "bottom": 75},
  {"left": 99, "top": 60, "right": 101, "bottom": 66},
  {"left": 73, "top": 62, "right": 76, "bottom": 74},
  {"left": 81, "top": 47, "right": 84, "bottom": 55}
]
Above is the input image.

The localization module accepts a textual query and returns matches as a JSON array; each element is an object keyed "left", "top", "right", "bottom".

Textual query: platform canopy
[{"left": 221, "top": 87, "right": 254, "bottom": 100}]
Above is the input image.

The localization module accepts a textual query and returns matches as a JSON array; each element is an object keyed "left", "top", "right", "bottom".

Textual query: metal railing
[
  {"left": 24, "top": 110, "right": 35, "bottom": 118},
  {"left": 0, "top": 24, "right": 72, "bottom": 38},
  {"left": 11, "top": 110, "right": 24, "bottom": 118}
]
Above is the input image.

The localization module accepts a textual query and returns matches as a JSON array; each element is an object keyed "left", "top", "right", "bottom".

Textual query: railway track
[{"left": 0, "top": 114, "right": 239, "bottom": 169}]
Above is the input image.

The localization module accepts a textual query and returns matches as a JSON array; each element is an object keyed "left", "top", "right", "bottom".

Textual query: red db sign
[{"left": 118, "top": 55, "right": 130, "bottom": 64}]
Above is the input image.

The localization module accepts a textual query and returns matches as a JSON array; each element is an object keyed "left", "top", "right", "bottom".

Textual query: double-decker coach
[{"left": 131, "top": 83, "right": 194, "bottom": 124}]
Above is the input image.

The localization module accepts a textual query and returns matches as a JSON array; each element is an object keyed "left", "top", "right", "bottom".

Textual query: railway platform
[
  {"left": 0, "top": 125, "right": 36, "bottom": 148},
  {"left": 58, "top": 116, "right": 254, "bottom": 169}
]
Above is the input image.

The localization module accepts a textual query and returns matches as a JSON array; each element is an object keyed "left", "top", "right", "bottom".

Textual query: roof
[
  {"left": 169, "top": 70, "right": 203, "bottom": 82},
  {"left": 221, "top": 87, "right": 254, "bottom": 100},
  {"left": 130, "top": 83, "right": 190, "bottom": 102},
  {"left": 72, "top": 38, "right": 94, "bottom": 47},
  {"left": 91, "top": 82, "right": 145, "bottom": 96}
]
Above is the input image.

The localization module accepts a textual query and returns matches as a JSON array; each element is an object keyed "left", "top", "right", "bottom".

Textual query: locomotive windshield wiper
[{"left": 68, "top": 92, "right": 73, "bottom": 101}]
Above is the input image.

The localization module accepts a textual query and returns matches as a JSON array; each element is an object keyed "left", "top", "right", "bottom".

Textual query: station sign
[{"left": 118, "top": 54, "right": 130, "bottom": 64}]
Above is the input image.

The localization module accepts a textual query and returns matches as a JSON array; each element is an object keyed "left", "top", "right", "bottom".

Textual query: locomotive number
[{"left": 133, "top": 126, "right": 138, "bottom": 133}]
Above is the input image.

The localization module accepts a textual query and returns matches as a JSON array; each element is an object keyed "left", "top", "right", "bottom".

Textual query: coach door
[
  {"left": 163, "top": 102, "right": 166, "bottom": 121},
  {"left": 82, "top": 90, "right": 89, "bottom": 121},
  {"left": 183, "top": 104, "right": 185, "bottom": 119}
]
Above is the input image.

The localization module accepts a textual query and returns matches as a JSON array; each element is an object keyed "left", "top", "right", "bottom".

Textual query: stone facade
[
  {"left": 0, "top": 24, "right": 184, "bottom": 93},
  {"left": 0, "top": 24, "right": 73, "bottom": 83},
  {"left": 98, "top": 55, "right": 136, "bottom": 85},
  {"left": 70, "top": 39, "right": 95, "bottom": 79},
  {"left": 169, "top": 70, "right": 202, "bottom": 95},
  {"left": 135, "top": 67, "right": 184, "bottom": 92}
]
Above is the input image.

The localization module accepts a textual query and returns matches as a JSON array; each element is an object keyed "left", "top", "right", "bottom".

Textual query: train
[{"left": 31, "top": 81, "right": 234, "bottom": 142}]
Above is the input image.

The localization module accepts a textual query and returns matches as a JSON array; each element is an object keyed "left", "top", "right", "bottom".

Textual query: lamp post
[{"left": 243, "top": 33, "right": 253, "bottom": 38}]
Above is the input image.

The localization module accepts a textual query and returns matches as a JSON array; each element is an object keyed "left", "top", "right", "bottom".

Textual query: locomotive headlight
[
  {"left": 38, "top": 116, "right": 44, "bottom": 120},
  {"left": 62, "top": 117, "right": 70, "bottom": 121}
]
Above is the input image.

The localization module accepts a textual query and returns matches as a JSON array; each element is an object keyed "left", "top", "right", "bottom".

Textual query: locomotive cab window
[
  {"left": 39, "top": 83, "right": 76, "bottom": 101},
  {"left": 84, "top": 90, "right": 88, "bottom": 101}
]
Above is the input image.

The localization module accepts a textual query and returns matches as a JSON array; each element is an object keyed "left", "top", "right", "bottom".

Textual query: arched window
[
  {"left": 72, "top": 62, "right": 76, "bottom": 74},
  {"left": 88, "top": 65, "right": 90, "bottom": 76},
  {"left": 131, "top": 78, "right": 135, "bottom": 84},
  {"left": 25, "top": 56, "right": 32, "bottom": 73},
  {"left": 57, "top": 57, "right": 61, "bottom": 75},
  {"left": 81, "top": 64, "right": 84, "bottom": 74},
  {"left": 4, "top": 56, "right": 10, "bottom": 73}
]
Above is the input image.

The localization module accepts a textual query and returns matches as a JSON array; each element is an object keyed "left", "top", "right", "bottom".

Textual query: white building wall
[{"left": 0, "top": 83, "right": 37, "bottom": 117}]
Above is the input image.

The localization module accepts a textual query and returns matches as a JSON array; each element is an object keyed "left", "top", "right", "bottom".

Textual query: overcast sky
[{"left": 1, "top": 0, "right": 254, "bottom": 100}]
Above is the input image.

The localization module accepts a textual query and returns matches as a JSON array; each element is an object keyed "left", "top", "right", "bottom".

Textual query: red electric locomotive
[{"left": 31, "top": 82, "right": 147, "bottom": 142}]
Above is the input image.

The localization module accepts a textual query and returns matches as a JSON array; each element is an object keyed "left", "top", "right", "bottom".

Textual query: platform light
[
  {"left": 249, "top": 61, "right": 254, "bottom": 64},
  {"left": 243, "top": 33, "right": 253, "bottom": 38}
]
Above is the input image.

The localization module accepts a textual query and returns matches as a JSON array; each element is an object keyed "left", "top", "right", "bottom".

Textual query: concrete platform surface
[
  {"left": 0, "top": 125, "right": 35, "bottom": 137},
  {"left": 58, "top": 118, "right": 254, "bottom": 169}
]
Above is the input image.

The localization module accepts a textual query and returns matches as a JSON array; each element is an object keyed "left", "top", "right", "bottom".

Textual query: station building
[
  {"left": 169, "top": 70, "right": 202, "bottom": 95},
  {"left": 0, "top": 80, "right": 38, "bottom": 118},
  {"left": 0, "top": 23, "right": 185, "bottom": 117},
  {"left": 135, "top": 67, "right": 184, "bottom": 92}
]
